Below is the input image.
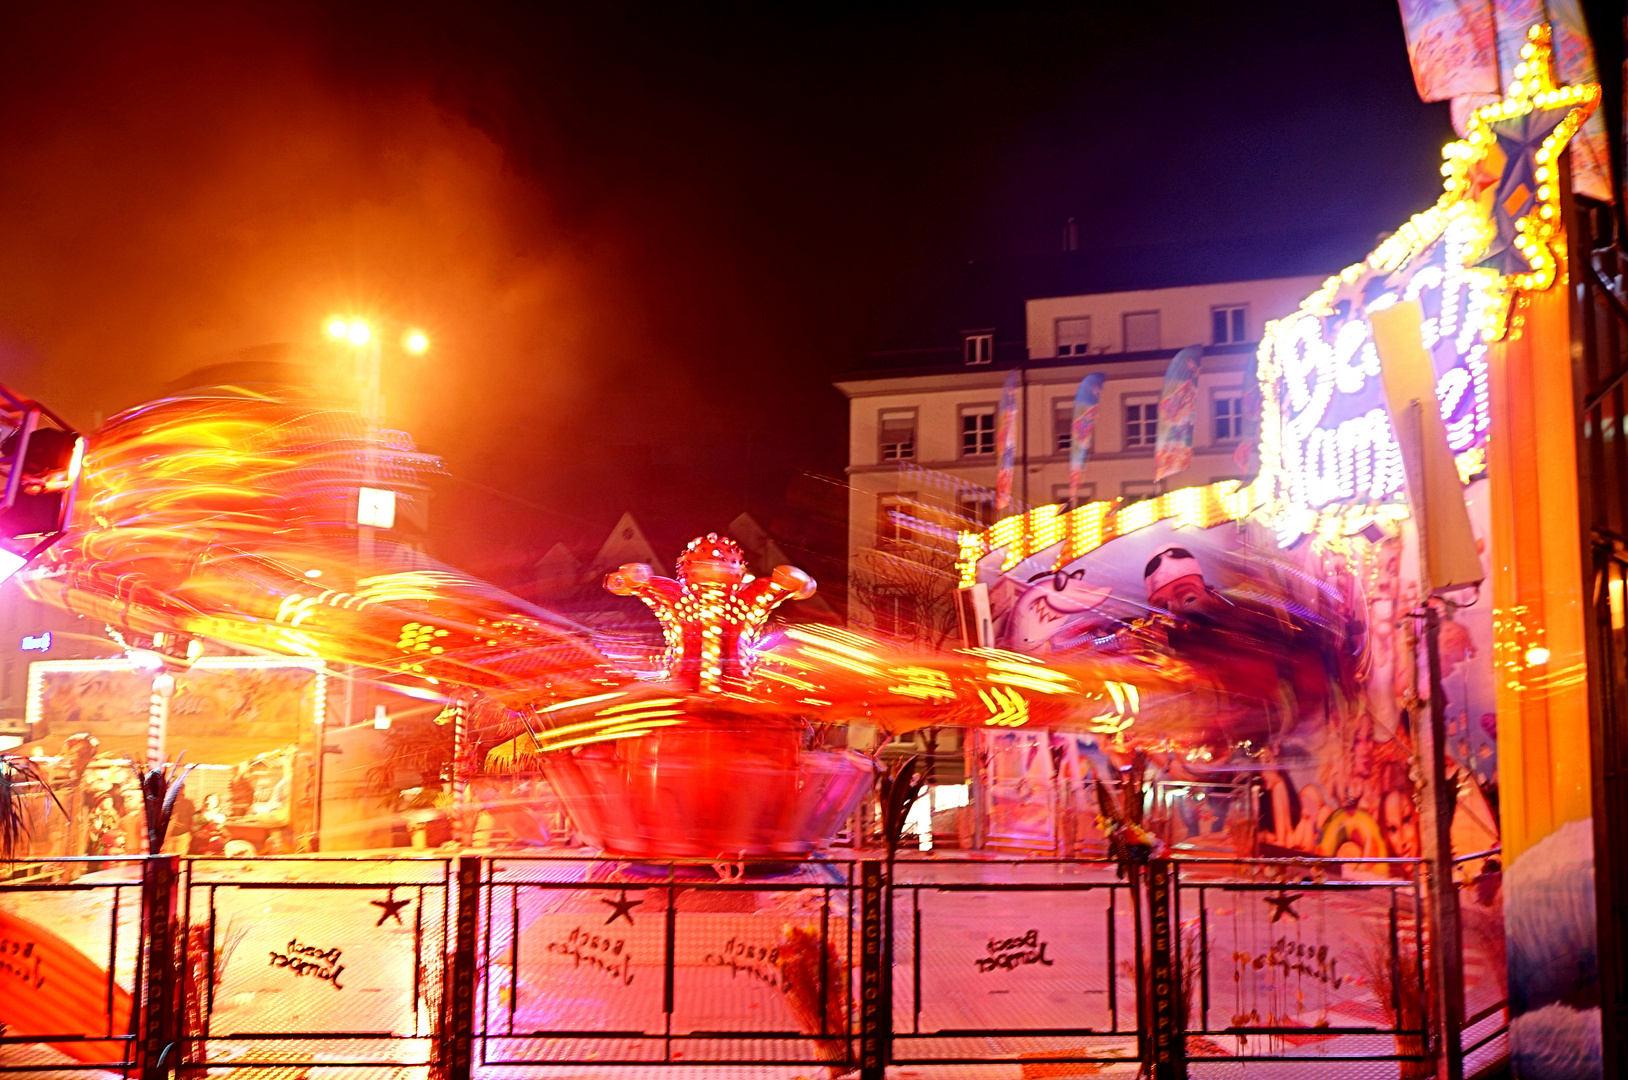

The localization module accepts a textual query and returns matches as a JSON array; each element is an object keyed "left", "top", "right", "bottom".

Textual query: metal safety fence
[
  {"left": 0, "top": 851, "right": 1504, "bottom": 1078},
  {"left": 887, "top": 857, "right": 1141, "bottom": 1071},
  {"left": 1173, "top": 857, "right": 1429, "bottom": 1078},
  {"left": 177, "top": 856, "right": 452, "bottom": 1075},
  {"left": 468, "top": 855, "right": 857, "bottom": 1072}
]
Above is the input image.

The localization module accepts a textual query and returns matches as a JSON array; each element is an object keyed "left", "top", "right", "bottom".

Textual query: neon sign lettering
[{"left": 1256, "top": 25, "right": 1596, "bottom": 546}]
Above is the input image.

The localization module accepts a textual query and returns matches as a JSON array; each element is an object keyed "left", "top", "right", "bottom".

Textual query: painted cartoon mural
[
  {"left": 24, "top": 658, "right": 323, "bottom": 764},
  {"left": 975, "top": 480, "right": 1499, "bottom": 863}
]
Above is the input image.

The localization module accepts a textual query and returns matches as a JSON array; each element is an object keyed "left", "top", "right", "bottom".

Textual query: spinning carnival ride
[{"left": 4, "top": 384, "right": 1188, "bottom": 859}]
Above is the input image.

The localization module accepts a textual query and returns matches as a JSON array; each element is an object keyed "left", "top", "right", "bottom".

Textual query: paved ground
[{"left": 0, "top": 852, "right": 1506, "bottom": 1079}]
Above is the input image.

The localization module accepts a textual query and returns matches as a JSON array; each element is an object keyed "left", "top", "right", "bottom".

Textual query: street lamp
[
  {"left": 320, "top": 315, "right": 429, "bottom": 847},
  {"left": 325, "top": 318, "right": 429, "bottom": 427}
]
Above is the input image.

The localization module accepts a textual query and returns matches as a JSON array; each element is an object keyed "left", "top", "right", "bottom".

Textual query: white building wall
[{"left": 1025, "top": 276, "right": 1324, "bottom": 359}]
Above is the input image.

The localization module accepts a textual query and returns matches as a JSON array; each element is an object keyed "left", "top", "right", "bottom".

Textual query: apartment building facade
[{"left": 836, "top": 271, "right": 1323, "bottom": 637}]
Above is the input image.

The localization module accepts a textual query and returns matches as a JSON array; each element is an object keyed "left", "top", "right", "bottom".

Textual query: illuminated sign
[
  {"left": 357, "top": 487, "right": 397, "bottom": 529},
  {"left": 1255, "top": 221, "right": 1495, "bottom": 545},
  {"left": 20, "top": 632, "right": 51, "bottom": 652},
  {"left": 1255, "top": 24, "right": 1597, "bottom": 545}
]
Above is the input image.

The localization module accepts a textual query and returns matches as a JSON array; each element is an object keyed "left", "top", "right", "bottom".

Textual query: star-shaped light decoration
[
  {"left": 601, "top": 889, "right": 644, "bottom": 926},
  {"left": 371, "top": 887, "right": 413, "bottom": 926},
  {"left": 1441, "top": 23, "right": 1600, "bottom": 297}
]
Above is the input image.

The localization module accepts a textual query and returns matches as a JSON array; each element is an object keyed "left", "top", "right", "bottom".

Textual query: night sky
[{"left": 0, "top": 2, "right": 1453, "bottom": 580}]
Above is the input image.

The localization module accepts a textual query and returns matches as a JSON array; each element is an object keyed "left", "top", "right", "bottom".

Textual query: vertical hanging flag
[
  {"left": 1067, "top": 373, "right": 1105, "bottom": 507},
  {"left": 1396, "top": 1, "right": 1499, "bottom": 105},
  {"left": 995, "top": 369, "right": 1020, "bottom": 515},
  {"left": 1544, "top": 0, "right": 1614, "bottom": 203},
  {"left": 1154, "top": 346, "right": 1201, "bottom": 482}
]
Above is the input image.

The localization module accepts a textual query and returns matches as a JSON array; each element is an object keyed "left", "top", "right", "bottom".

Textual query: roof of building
[
  {"left": 835, "top": 339, "right": 1261, "bottom": 388},
  {"left": 852, "top": 228, "right": 1382, "bottom": 377}
]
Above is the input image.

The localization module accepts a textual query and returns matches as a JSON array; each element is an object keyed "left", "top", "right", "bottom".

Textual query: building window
[
  {"left": 878, "top": 408, "right": 916, "bottom": 461},
  {"left": 1123, "top": 310, "right": 1161, "bottom": 352},
  {"left": 963, "top": 332, "right": 994, "bottom": 366},
  {"left": 1052, "top": 482, "right": 1095, "bottom": 506},
  {"left": 1121, "top": 480, "right": 1157, "bottom": 501},
  {"left": 1055, "top": 317, "right": 1092, "bottom": 356},
  {"left": 1213, "top": 391, "right": 1244, "bottom": 442},
  {"left": 1053, "top": 398, "right": 1074, "bottom": 453},
  {"left": 958, "top": 491, "right": 996, "bottom": 526},
  {"left": 1124, "top": 396, "right": 1159, "bottom": 450},
  {"left": 871, "top": 585, "right": 917, "bottom": 638},
  {"left": 1212, "top": 305, "right": 1247, "bottom": 344},
  {"left": 960, "top": 405, "right": 997, "bottom": 457},
  {"left": 877, "top": 493, "right": 918, "bottom": 545}
]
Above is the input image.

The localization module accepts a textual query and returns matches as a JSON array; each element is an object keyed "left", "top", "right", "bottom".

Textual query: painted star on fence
[
  {"left": 601, "top": 889, "right": 644, "bottom": 926},
  {"left": 1264, "top": 890, "right": 1302, "bottom": 923},
  {"left": 371, "top": 887, "right": 413, "bottom": 926}
]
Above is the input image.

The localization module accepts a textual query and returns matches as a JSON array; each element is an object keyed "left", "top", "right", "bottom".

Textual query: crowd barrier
[{"left": 0, "top": 850, "right": 1505, "bottom": 1079}]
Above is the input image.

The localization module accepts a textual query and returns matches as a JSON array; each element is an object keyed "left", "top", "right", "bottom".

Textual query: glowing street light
[
  {"left": 322, "top": 313, "right": 426, "bottom": 742},
  {"left": 327, "top": 317, "right": 375, "bottom": 346}
]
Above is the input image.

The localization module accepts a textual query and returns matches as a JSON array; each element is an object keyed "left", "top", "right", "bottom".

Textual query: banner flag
[
  {"left": 1154, "top": 346, "right": 1201, "bottom": 482},
  {"left": 995, "top": 369, "right": 1020, "bottom": 514},
  {"left": 1543, "top": 0, "right": 1613, "bottom": 202},
  {"left": 1396, "top": 0, "right": 1499, "bottom": 103},
  {"left": 1067, "top": 373, "right": 1105, "bottom": 507}
]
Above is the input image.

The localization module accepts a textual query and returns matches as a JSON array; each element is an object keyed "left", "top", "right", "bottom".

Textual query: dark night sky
[{"left": 0, "top": 1, "right": 1453, "bottom": 579}]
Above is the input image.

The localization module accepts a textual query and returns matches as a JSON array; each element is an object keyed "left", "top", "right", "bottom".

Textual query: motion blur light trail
[
  {"left": 23, "top": 386, "right": 626, "bottom": 713},
  {"left": 17, "top": 385, "right": 1196, "bottom": 855}
]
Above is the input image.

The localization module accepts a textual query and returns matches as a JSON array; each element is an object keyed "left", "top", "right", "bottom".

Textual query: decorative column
[{"left": 1488, "top": 225, "right": 1601, "bottom": 1077}]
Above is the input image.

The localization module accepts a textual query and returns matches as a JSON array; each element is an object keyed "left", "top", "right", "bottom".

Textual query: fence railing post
[
  {"left": 444, "top": 855, "right": 480, "bottom": 1080},
  {"left": 136, "top": 854, "right": 181, "bottom": 1080},
  {"left": 858, "top": 858, "right": 889, "bottom": 1080},
  {"left": 1146, "top": 857, "right": 1185, "bottom": 1080}
]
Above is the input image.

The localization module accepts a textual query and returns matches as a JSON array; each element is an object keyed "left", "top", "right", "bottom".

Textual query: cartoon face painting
[{"left": 1006, "top": 569, "right": 1112, "bottom": 653}]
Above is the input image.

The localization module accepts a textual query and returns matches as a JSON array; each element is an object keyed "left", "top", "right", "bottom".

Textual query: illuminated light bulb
[
  {"left": 1525, "top": 646, "right": 1550, "bottom": 666},
  {"left": 327, "top": 319, "right": 348, "bottom": 339},
  {"left": 347, "top": 321, "right": 371, "bottom": 346},
  {"left": 405, "top": 331, "right": 429, "bottom": 353}
]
